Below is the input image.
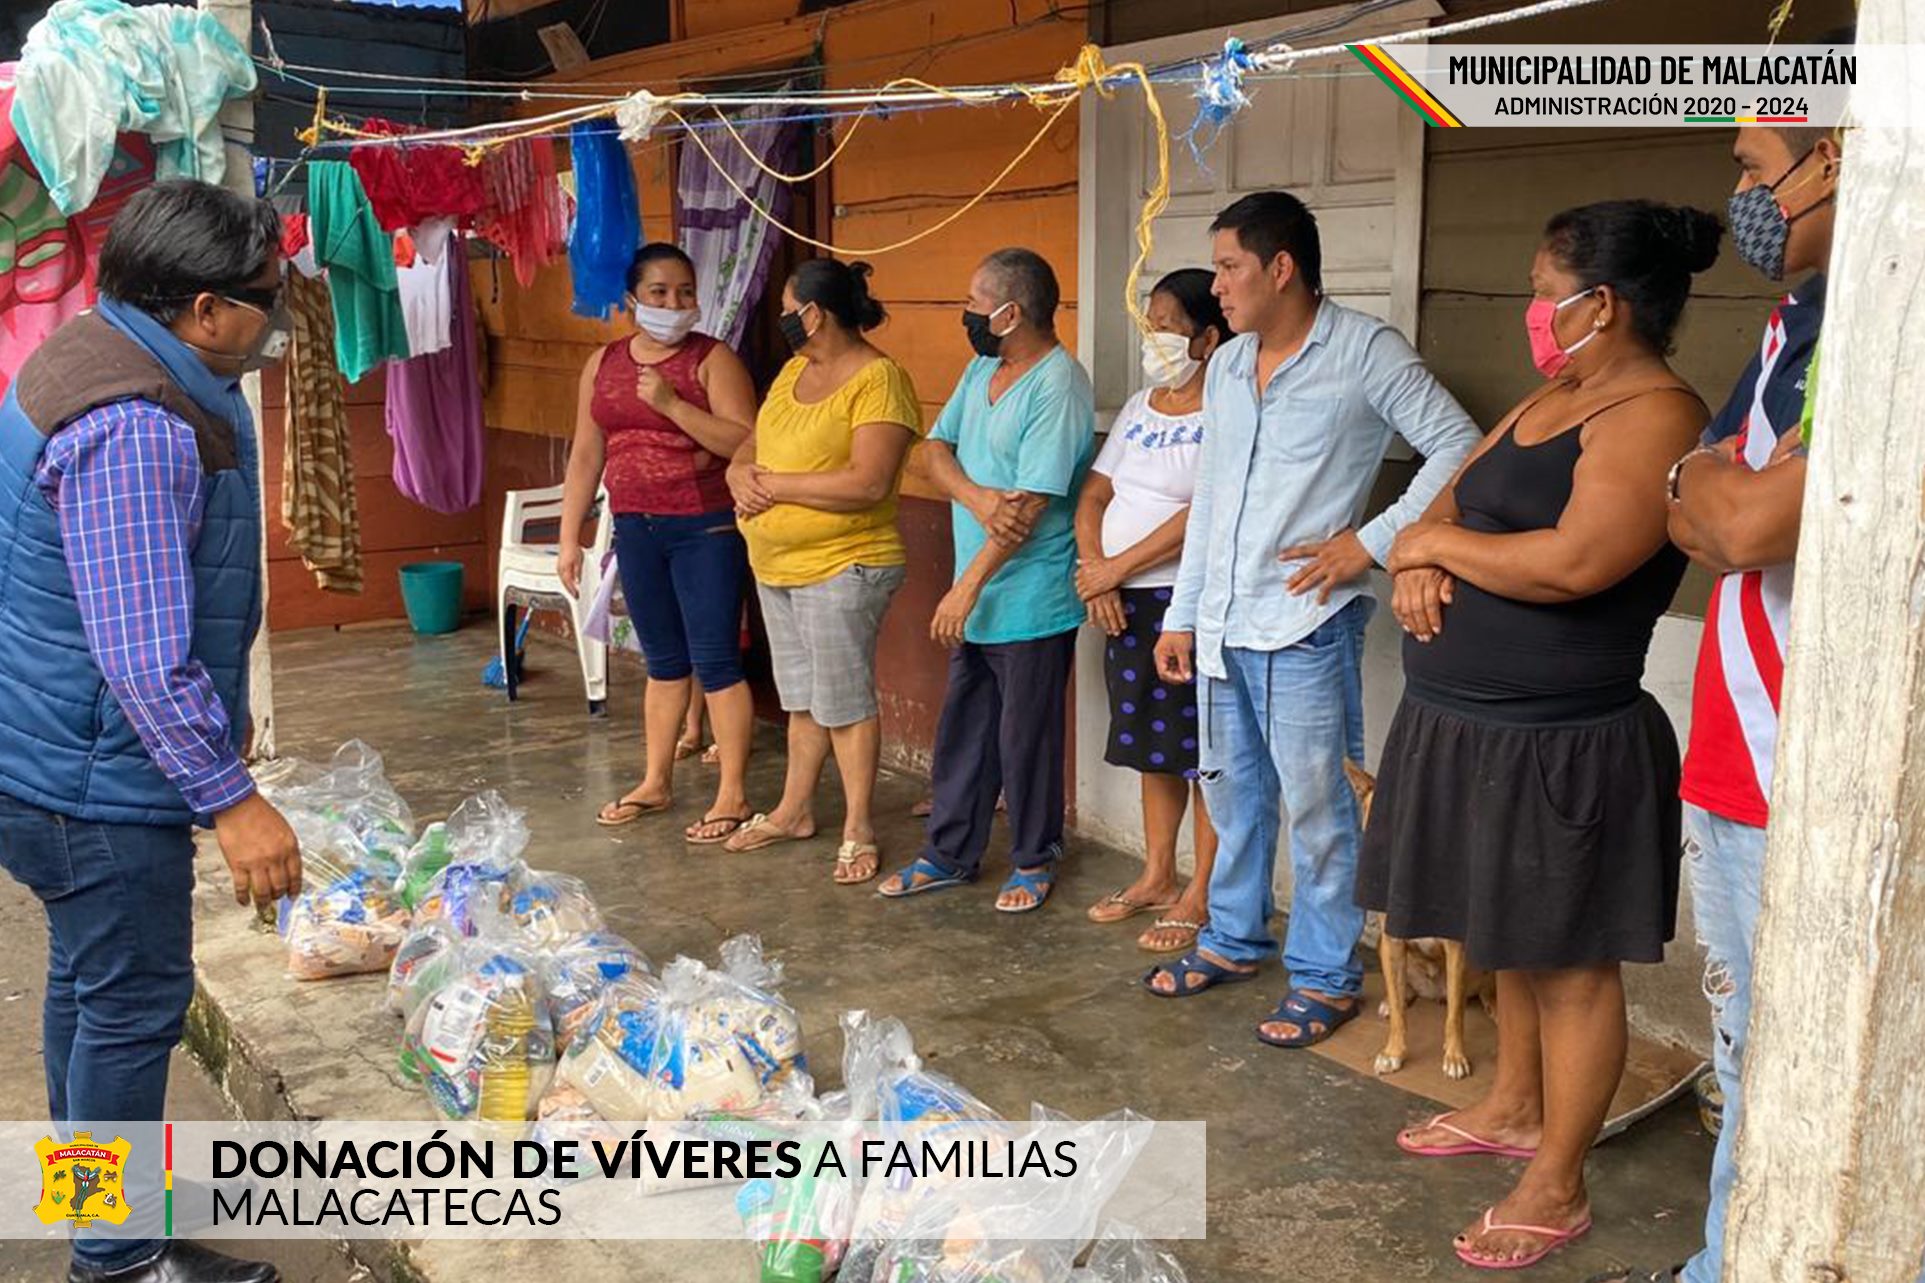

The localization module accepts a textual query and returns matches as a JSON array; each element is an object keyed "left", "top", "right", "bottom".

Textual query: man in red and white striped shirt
[{"left": 1653, "top": 121, "right": 1837, "bottom": 1283}]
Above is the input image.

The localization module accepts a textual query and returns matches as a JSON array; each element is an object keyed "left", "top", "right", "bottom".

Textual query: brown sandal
[
  {"left": 685, "top": 812, "right": 754, "bottom": 845},
  {"left": 1087, "top": 889, "right": 1178, "bottom": 924},
  {"left": 722, "top": 813, "right": 816, "bottom": 853}
]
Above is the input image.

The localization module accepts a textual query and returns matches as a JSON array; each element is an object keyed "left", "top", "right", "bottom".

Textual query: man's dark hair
[
  {"left": 1209, "top": 191, "right": 1323, "bottom": 296},
  {"left": 1775, "top": 25, "right": 1853, "bottom": 154},
  {"left": 97, "top": 180, "right": 283, "bottom": 324},
  {"left": 1542, "top": 199, "right": 1722, "bottom": 353},
  {"left": 626, "top": 242, "right": 697, "bottom": 293},
  {"left": 980, "top": 247, "right": 1061, "bottom": 329}
]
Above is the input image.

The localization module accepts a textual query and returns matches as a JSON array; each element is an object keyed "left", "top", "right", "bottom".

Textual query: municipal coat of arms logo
[{"left": 33, "top": 1131, "right": 133, "bottom": 1226}]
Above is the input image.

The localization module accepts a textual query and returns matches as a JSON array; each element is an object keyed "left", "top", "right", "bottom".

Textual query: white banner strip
[{"left": 0, "top": 1121, "right": 1207, "bottom": 1243}]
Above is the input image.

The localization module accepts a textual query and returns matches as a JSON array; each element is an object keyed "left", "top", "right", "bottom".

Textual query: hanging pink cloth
[{"left": 383, "top": 229, "right": 483, "bottom": 513}]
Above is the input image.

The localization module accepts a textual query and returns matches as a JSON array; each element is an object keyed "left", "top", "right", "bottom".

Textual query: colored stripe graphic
[
  {"left": 1686, "top": 115, "right": 1809, "bottom": 123},
  {"left": 1347, "top": 43, "right": 1463, "bottom": 126},
  {"left": 164, "top": 1123, "right": 173, "bottom": 1237}
]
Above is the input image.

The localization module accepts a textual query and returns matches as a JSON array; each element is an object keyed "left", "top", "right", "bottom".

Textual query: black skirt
[
  {"left": 1356, "top": 691, "right": 1682, "bottom": 971},
  {"left": 1103, "top": 586, "right": 1198, "bottom": 777}
]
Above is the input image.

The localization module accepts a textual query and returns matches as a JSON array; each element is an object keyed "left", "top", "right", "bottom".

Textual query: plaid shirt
[{"left": 33, "top": 400, "right": 255, "bottom": 815}]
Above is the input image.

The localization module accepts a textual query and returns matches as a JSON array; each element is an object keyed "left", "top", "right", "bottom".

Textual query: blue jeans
[
  {"left": 1196, "top": 598, "right": 1370, "bottom": 994},
  {"left": 612, "top": 509, "right": 748, "bottom": 692},
  {"left": 0, "top": 790, "right": 193, "bottom": 1270},
  {"left": 1679, "top": 804, "right": 1764, "bottom": 1283}
]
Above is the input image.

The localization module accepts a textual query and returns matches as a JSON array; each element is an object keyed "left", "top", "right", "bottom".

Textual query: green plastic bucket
[{"left": 398, "top": 561, "right": 465, "bottom": 635}]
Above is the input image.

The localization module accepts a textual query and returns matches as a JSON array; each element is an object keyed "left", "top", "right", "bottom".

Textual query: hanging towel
[
  {"left": 8, "top": 0, "right": 255, "bottom": 216},
  {"left": 385, "top": 236, "right": 483, "bottom": 514},
  {"left": 567, "top": 119, "right": 639, "bottom": 320},
  {"left": 309, "top": 160, "right": 410, "bottom": 383},
  {"left": 281, "top": 270, "right": 362, "bottom": 594}
]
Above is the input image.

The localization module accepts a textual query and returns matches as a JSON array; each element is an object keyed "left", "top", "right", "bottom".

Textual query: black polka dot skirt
[{"left": 1103, "top": 586, "right": 1199, "bottom": 777}]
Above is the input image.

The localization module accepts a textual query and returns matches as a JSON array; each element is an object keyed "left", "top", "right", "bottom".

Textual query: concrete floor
[{"left": 4, "top": 622, "right": 1715, "bottom": 1281}]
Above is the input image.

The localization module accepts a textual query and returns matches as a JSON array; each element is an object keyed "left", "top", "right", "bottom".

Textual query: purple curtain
[
  {"left": 385, "top": 238, "right": 483, "bottom": 514},
  {"left": 676, "top": 96, "right": 800, "bottom": 350}
]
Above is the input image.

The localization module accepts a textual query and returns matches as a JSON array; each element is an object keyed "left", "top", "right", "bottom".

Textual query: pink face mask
[{"left": 1525, "top": 287, "right": 1600, "bottom": 379}]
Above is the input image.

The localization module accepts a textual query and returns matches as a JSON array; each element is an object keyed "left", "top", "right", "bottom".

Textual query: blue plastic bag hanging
[{"left": 567, "top": 118, "right": 641, "bottom": 319}]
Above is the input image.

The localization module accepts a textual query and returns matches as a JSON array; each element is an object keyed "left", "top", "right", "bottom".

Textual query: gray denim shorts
[{"left": 756, "top": 563, "right": 906, "bottom": 728}]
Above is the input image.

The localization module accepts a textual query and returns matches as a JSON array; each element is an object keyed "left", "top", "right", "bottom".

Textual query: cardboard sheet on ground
[{"left": 1311, "top": 972, "right": 1708, "bottom": 1140}]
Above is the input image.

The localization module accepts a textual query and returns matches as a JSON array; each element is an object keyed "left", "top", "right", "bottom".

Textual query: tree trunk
[{"left": 1725, "top": 3, "right": 1925, "bottom": 1278}]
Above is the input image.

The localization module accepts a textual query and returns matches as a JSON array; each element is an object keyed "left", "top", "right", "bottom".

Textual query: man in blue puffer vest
[{"left": 0, "top": 181, "right": 301, "bottom": 1283}]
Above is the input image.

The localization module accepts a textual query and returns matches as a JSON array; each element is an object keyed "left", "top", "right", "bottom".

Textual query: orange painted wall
[{"left": 475, "top": 0, "right": 1088, "bottom": 761}]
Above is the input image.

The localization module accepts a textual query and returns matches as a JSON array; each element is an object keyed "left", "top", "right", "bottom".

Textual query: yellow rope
[
  {"left": 666, "top": 91, "right": 1076, "bottom": 257},
  {"left": 703, "top": 77, "right": 1031, "bottom": 186},
  {"left": 295, "top": 87, "right": 327, "bottom": 147},
  {"left": 1065, "top": 48, "right": 1171, "bottom": 344}
]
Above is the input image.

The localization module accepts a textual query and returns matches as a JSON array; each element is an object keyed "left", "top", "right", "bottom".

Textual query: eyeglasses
[{"left": 223, "top": 284, "right": 284, "bottom": 313}]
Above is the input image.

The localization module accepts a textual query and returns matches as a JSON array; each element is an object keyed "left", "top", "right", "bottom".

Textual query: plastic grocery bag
[
  {"left": 542, "top": 931, "right": 651, "bottom": 1050},
  {"left": 401, "top": 940, "right": 555, "bottom": 1122},
  {"left": 736, "top": 1091, "right": 859, "bottom": 1283},
  {"left": 265, "top": 740, "right": 416, "bottom": 877},
  {"left": 635, "top": 954, "right": 767, "bottom": 1121},
  {"left": 701, "top": 935, "right": 806, "bottom": 1092},
  {"left": 276, "top": 806, "right": 411, "bottom": 981},
  {"left": 394, "top": 822, "right": 450, "bottom": 913},
  {"left": 509, "top": 870, "right": 604, "bottom": 947}
]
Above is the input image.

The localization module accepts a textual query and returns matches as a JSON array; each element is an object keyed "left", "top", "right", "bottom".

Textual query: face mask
[
  {"left": 188, "top": 295, "right": 288, "bottom": 373},
  {"left": 1140, "top": 330, "right": 1200, "bottom": 388},
  {"left": 1524, "top": 287, "right": 1601, "bottom": 379},
  {"left": 777, "top": 303, "right": 813, "bottom": 353},
  {"left": 635, "top": 302, "right": 700, "bottom": 345},
  {"left": 1727, "top": 147, "right": 1834, "bottom": 281},
  {"left": 962, "top": 302, "right": 1015, "bottom": 359}
]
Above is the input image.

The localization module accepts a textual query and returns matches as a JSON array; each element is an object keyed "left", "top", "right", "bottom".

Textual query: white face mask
[
  {"left": 635, "top": 302, "right": 700, "bottom": 345},
  {"left": 1140, "top": 330, "right": 1200, "bottom": 389}
]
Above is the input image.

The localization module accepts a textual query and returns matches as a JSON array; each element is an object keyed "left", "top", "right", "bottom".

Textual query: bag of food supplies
[
  {"left": 642, "top": 939, "right": 805, "bottom": 1121},
  {"left": 266, "top": 740, "right": 416, "bottom": 873},
  {"left": 542, "top": 931, "right": 651, "bottom": 1050},
  {"left": 276, "top": 816, "right": 411, "bottom": 981},
  {"left": 509, "top": 870, "right": 603, "bottom": 947},
  {"left": 401, "top": 940, "right": 555, "bottom": 1122}
]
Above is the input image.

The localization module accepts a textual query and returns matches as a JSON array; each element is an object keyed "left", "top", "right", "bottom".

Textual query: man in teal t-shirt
[{"left": 879, "top": 248, "right": 1094, "bottom": 914}]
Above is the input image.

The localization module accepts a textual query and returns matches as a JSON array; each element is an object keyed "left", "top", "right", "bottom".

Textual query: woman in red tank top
[{"left": 556, "top": 243, "right": 760, "bottom": 845}]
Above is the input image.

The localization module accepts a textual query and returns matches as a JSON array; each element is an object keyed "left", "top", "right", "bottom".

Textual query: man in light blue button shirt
[{"left": 1146, "top": 192, "right": 1480, "bottom": 1047}]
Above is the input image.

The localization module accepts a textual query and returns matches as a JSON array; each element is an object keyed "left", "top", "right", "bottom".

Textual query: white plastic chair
[{"left": 496, "top": 484, "right": 612, "bottom": 714}]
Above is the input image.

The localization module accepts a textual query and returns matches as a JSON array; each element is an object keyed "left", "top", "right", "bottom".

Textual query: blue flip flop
[
  {"left": 1141, "top": 949, "right": 1260, "bottom": 998},
  {"left": 994, "top": 861, "right": 1057, "bottom": 914},
  {"left": 1255, "top": 988, "right": 1362, "bottom": 1047},
  {"left": 877, "top": 855, "right": 976, "bottom": 899}
]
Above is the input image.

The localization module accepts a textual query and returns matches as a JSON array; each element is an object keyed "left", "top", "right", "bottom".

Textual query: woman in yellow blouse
[{"left": 723, "top": 259, "right": 923, "bottom": 882}]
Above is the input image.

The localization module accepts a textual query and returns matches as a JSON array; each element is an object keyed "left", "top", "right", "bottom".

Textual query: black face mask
[
  {"left": 962, "top": 303, "right": 1013, "bottom": 359},
  {"left": 777, "top": 308, "right": 810, "bottom": 353}
]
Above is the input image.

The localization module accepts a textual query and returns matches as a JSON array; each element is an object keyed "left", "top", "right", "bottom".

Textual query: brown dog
[{"left": 1343, "top": 760, "right": 1494, "bottom": 1081}]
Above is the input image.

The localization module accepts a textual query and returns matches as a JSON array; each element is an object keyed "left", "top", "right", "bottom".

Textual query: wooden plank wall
[{"left": 261, "top": 365, "right": 491, "bottom": 631}]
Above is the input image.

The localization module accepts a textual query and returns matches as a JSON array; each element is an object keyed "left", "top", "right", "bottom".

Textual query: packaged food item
[
  {"left": 542, "top": 931, "right": 651, "bottom": 1050},
  {"left": 509, "top": 870, "right": 603, "bottom": 947},
  {"left": 698, "top": 935, "right": 806, "bottom": 1092},
  {"left": 401, "top": 944, "right": 555, "bottom": 1121},
  {"left": 735, "top": 1092, "right": 858, "bottom": 1283},
  {"left": 278, "top": 867, "right": 411, "bottom": 980},
  {"left": 556, "top": 972, "right": 667, "bottom": 1122},
  {"left": 414, "top": 855, "right": 527, "bottom": 938},
  {"left": 394, "top": 822, "right": 451, "bottom": 912},
  {"left": 388, "top": 920, "right": 463, "bottom": 1021}
]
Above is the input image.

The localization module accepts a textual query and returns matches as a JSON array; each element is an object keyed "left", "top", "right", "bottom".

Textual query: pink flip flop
[
  {"left": 1453, "top": 1208, "right": 1592, "bottom": 1271},
  {"left": 1396, "top": 1112, "right": 1538, "bottom": 1160}
]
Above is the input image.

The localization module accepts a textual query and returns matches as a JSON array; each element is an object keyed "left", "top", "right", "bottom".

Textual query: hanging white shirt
[{"left": 393, "top": 219, "right": 457, "bottom": 358}]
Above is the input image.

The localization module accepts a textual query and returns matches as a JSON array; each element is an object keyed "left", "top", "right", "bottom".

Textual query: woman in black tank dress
[{"left": 1356, "top": 200, "right": 1720, "bottom": 1272}]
